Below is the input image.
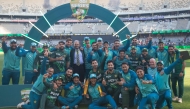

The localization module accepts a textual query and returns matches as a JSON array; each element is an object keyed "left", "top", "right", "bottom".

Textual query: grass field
[{"left": 0, "top": 53, "right": 190, "bottom": 109}]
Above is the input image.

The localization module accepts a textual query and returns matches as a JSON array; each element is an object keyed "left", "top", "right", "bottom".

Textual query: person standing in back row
[
  {"left": 70, "top": 40, "right": 86, "bottom": 82},
  {"left": 1, "top": 37, "right": 21, "bottom": 85},
  {"left": 16, "top": 42, "right": 38, "bottom": 84}
]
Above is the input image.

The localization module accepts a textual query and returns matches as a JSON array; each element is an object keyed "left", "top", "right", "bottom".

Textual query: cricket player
[
  {"left": 49, "top": 41, "right": 70, "bottom": 74},
  {"left": 155, "top": 55, "right": 183, "bottom": 109},
  {"left": 85, "top": 74, "right": 120, "bottom": 109},
  {"left": 135, "top": 66, "right": 159, "bottom": 109},
  {"left": 117, "top": 62, "right": 137, "bottom": 108},
  {"left": 168, "top": 45, "right": 185, "bottom": 103},
  {"left": 1, "top": 37, "right": 21, "bottom": 85},
  {"left": 43, "top": 75, "right": 63, "bottom": 109},
  {"left": 16, "top": 42, "right": 38, "bottom": 84},
  {"left": 17, "top": 51, "right": 54, "bottom": 109},
  {"left": 58, "top": 73, "right": 83, "bottom": 109}
]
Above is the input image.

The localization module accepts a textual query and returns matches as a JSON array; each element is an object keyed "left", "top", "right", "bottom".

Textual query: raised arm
[
  {"left": 40, "top": 52, "right": 48, "bottom": 75},
  {"left": 121, "top": 35, "right": 131, "bottom": 51},
  {"left": 164, "top": 58, "right": 182, "bottom": 74},
  {"left": 16, "top": 46, "right": 28, "bottom": 57}
]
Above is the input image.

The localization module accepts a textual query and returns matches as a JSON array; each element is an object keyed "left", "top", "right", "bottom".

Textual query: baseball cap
[
  {"left": 84, "top": 37, "right": 90, "bottom": 41},
  {"left": 31, "top": 42, "right": 37, "bottom": 47},
  {"left": 43, "top": 43, "right": 49, "bottom": 48},
  {"left": 157, "top": 61, "right": 164, "bottom": 65},
  {"left": 97, "top": 37, "right": 103, "bottom": 42},
  {"left": 10, "top": 39, "right": 17, "bottom": 43},
  {"left": 136, "top": 66, "right": 144, "bottom": 71},
  {"left": 72, "top": 73, "right": 80, "bottom": 78},
  {"left": 131, "top": 46, "right": 136, "bottom": 50},
  {"left": 103, "top": 41, "right": 109, "bottom": 44},
  {"left": 142, "top": 48, "right": 148, "bottom": 52},
  {"left": 56, "top": 76, "right": 63, "bottom": 81},
  {"left": 90, "top": 74, "right": 97, "bottom": 79}
]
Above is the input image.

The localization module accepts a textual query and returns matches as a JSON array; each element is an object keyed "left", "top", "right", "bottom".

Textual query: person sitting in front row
[
  {"left": 58, "top": 73, "right": 83, "bottom": 109},
  {"left": 85, "top": 73, "right": 121, "bottom": 109}
]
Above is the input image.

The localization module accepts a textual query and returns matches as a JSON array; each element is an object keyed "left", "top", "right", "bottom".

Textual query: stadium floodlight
[
  {"left": 120, "top": 34, "right": 137, "bottom": 43},
  {"left": 28, "top": 21, "right": 49, "bottom": 38},
  {"left": 113, "top": 23, "right": 130, "bottom": 36},
  {"left": 40, "top": 11, "right": 55, "bottom": 31},
  {"left": 21, "top": 34, "right": 43, "bottom": 45},
  {"left": 107, "top": 11, "right": 120, "bottom": 30}
]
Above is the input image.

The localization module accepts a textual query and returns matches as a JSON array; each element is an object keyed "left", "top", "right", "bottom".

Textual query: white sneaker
[
  {"left": 178, "top": 98, "right": 182, "bottom": 103},
  {"left": 172, "top": 96, "right": 178, "bottom": 101},
  {"left": 17, "top": 102, "right": 25, "bottom": 108},
  {"left": 75, "top": 105, "right": 78, "bottom": 109}
]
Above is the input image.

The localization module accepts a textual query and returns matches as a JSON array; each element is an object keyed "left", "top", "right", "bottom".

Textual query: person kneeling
[
  {"left": 58, "top": 73, "right": 83, "bottom": 109},
  {"left": 86, "top": 74, "right": 121, "bottom": 109},
  {"left": 43, "top": 74, "right": 63, "bottom": 109}
]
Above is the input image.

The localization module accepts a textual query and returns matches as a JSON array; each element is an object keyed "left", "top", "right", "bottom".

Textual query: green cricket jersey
[
  {"left": 103, "top": 70, "right": 121, "bottom": 88},
  {"left": 50, "top": 49, "right": 70, "bottom": 73}
]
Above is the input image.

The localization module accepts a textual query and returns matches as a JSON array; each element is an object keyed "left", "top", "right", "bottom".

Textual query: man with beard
[
  {"left": 155, "top": 55, "right": 183, "bottom": 109},
  {"left": 83, "top": 37, "right": 92, "bottom": 80},
  {"left": 127, "top": 46, "right": 141, "bottom": 71},
  {"left": 140, "top": 48, "right": 152, "bottom": 74},
  {"left": 58, "top": 73, "right": 83, "bottom": 109},
  {"left": 70, "top": 40, "right": 86, "bottom": 82},
  {"left": 112, "top": 35, "right": 130, "bottom": 56},
  {"left": 126, "top": 36, "right": 152, "bottom": 55},
  {"left": 101, "top": 41, "right": 117, "bottom": 71},
  {"left": 117, "top": 62, "right": 137, "bottom": 109},
  {"left": 102, "top": 60, "right": 122, "bottom": 106},
  {"left": 33, "top": 43, "right": 51, "bottom": 72},
  {"left": 65, "top": 38, "right": 73, "bottom": 55},
  {"left": 86, "top": 74, "right": 120, "bottom": 109},
  {"left": 168, "top": 45, "right": 185, "bottom": 103},
  {"left": 49, "top": 41, "right": 70, "bottom": 75},
  {"left": 135, "top": 66, "right": 159, "bottom": 109},
  {"left": 156, "top": 40, "right": 169, "bottom": 67},
  {"left": 17, "top": 51, "right": 54, "bottom": 109},
  {"left": 16, "top": 42, "right": 38, "bottom": 84},
  {"left": 113, "top": 49, "right": 130, "bottom": 71},
  {"left": 1, "top": 37, "right": 21, "bottom": 85},
  {"left": 87, "top": 42, "right": 103, "bottom": 66}
]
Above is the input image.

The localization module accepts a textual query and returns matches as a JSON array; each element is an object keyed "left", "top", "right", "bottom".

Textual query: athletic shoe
[
  {"left": 61, "top": 106, "right": 66, "bottom": 109},
  {"left": 75, "top": 105, "right": 78, "bottom": 109},
  {"left": 178, "top": 98, "right": 182, "bottom": 103},
  {"left": 17, "top": 102, "right": 25, "bottom": 108},
  {"left": 172, "top": 96, "right": 178, "bottom": 101}
]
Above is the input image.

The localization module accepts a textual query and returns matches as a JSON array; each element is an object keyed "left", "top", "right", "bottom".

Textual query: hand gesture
[
  {"left": 57, "top": 56, "right": 63, "bottom": 61},
  {"left": 43, "top": 73, "right": 49, "bottom": 79},
  {"left": 179, "top": 72, "right": 184, "bottom": 77},
  {"left": 53, "top": 83, "right": 58, "bottom": 89},
  {"left": 80, "top": 47, "right": 84, "bottom": 51},
  {"left": 85, "top": 94, "right": 89, "bottom": 98},
  {"left": 135, "top": 86, "right": 139, "bottom": 94},
  {"left": 142, "top": 60, "right": 146, "bottom": 64},
  {"left": 126, "top": 35, "right": 130, "bottom": 39},
  {"left": 33, "top": 69, "right": 38, "bottom": 72},
  {"left": 113, "top": 56, "right": 117, "bottom": 61},
  {"left": 19, "top": 44, "right": 24, "bottom": 48},
  {"left": 124, "top": 87, "right": 128, "bottom": 91},
  {"left": 160, "top": 70, "right": 164, "bottom": 75},
  {"left": 44, "top": 51, "right": 49, "bottom": 57},
  {"left": 90, "top": 51, "right": 94, "bottom": 55},
  {"left": 1, "top": 36, "right": 7, "bottom": 42},
  {"left": 117, "top": 81, "right": 124, "bottom": 85},
  {"left": 179, "top": 55, "right": 183, "bottom": 60},
  {"left": 102, "top": 79, "right": 106, "bottom": 86},
  {"left": 126, "top": 55, "right": 129, "bottom": 59},
  {"left": 101, "top": 92, "right": 106, "bottom": 96},
  {"left": 69, "top": 85, "right": 74, "bottom": 90},
  {"left": 141, "top": 80, "right": 148, "bottom": 84},
  {"left": 55, "top": 44, "right": 60, "bottom": 49},
  {"left": 148, "top": 35, "right": 152, "bottom": 41}
]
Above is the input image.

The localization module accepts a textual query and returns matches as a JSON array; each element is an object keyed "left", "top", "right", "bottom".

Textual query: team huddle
[{"left": 1, "top": 35, "right": 185, "bottom": 109}]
